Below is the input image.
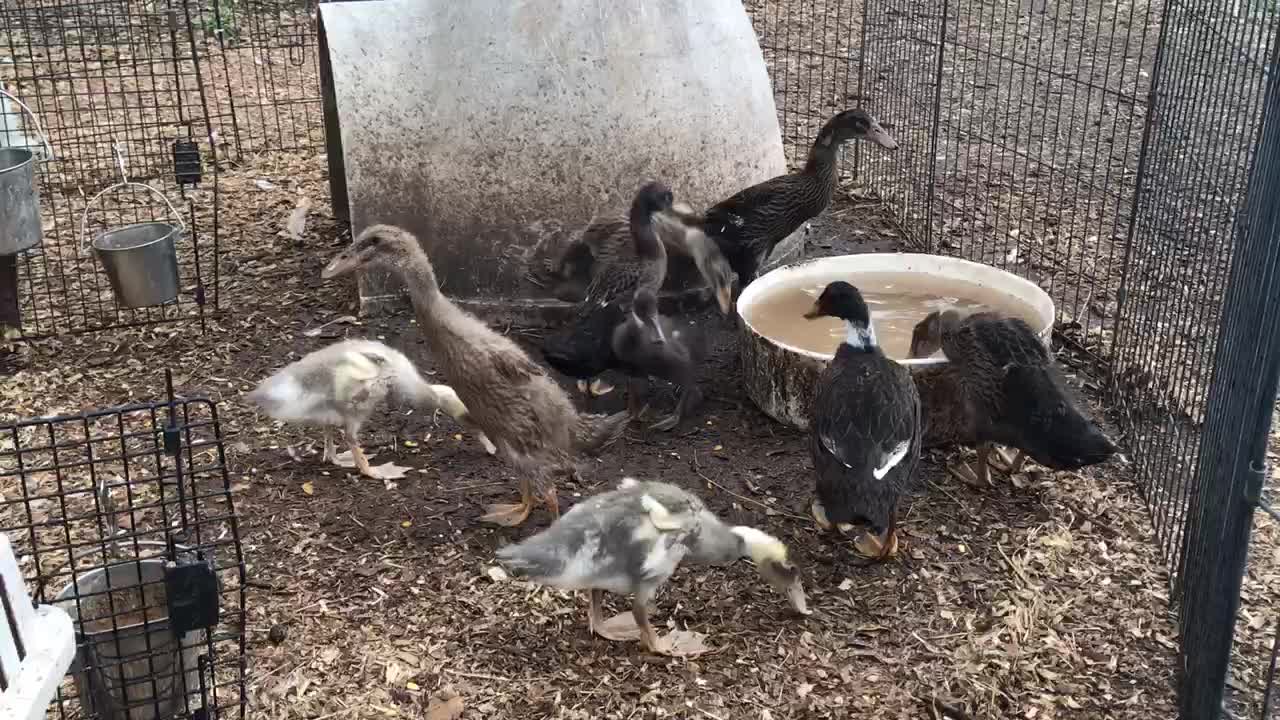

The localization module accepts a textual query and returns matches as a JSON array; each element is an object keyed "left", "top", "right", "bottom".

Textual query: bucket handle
[
  {"left": 80, "top": 181, "right": 186, "bottom": 254},
  {"left": 0, "top": 87, "right": 55, "bottom": 160}
]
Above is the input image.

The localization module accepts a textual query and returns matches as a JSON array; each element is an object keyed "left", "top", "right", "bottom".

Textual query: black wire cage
[{"left": 0, "top": 375, "right": 246, "bottom": 720}]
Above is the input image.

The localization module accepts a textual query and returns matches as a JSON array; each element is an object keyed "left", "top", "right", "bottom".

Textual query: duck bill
[
  {"left": 759, "top": 561, "right": 811, "bottom": 615},
  {"left": 802, "top": 300, "right": 823, "bottom": 320},
  {"left": 322, "top": 251, "right": 359, "bottom": 279},
  {"left": 644, "top": 315, "right": 667, "bottom": 344},
  {"left": 866, "top": 122, "right": 899, "bottom": 150}
]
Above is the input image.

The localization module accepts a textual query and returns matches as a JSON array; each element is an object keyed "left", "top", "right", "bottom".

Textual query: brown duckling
[
  {"left": 909, "top": 308, "right": 1117, "bottom": 487},
  {"left": 674, "top": 109, "right": 898, "bottom": 288},
  {"left": 321, "top": 226, "right": 632, "bottom": 527},
  {"left": 611, "top": 289, "right": 706, "bottom": 432},
  {"left": 805, "top": 281, "right": 921, "bottom": 563}
]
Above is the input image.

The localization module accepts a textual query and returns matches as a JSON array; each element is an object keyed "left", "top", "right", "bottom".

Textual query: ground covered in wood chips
[{"left": 0, "top": 153, "right": 1184, "bottom": 720}]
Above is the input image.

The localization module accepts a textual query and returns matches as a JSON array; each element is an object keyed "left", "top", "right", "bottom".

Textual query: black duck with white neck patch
[{"left": 804, "top": 280, "right": 921, "bottom": 563}]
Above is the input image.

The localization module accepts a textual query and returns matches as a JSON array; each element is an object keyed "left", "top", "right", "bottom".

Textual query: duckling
[
  {"left": 495, "top": 477, "right": 809, "bottom": 655},
  {"left": 611, "top": 289, "right": 706, "bottom": 432},
  {"left": 909, "top": 308, "right": 1117, "bottom": 487},
  {"left": 804, "top": 281, "right": 921, "bottom": 563},
  {"left": 541, "top": 182, "right": 675, "bottom": 399},
  {"left": 321, "top": 227, "right": 632, "bottom": 527},
  {"left": 545, "top": 201, "right": 738, "bottom": 313},
  {"left": 246, "top": 339, "right": 496, "bottom": 480},
  {"left": 674, "top": 109, "right": 899, "bottom": 288}
]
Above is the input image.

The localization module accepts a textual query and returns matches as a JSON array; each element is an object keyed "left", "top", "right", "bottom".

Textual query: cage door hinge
[{"left": 173, "top": 139, "right": 202, "bottom": 185}]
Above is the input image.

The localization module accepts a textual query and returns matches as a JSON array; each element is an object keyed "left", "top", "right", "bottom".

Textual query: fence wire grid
[{"left": 0, "top": 391, "right": 246, "bottom": 719}]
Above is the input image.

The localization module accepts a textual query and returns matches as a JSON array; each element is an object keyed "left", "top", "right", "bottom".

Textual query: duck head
[
  {"left": 908, "top": 308, "right": 964, "bottom": 359},
  {"left": 822, "top": 109, "right": 899, "bottom": 150},
  {"left": 730, "top": 526, "right": 811, "bottom": 616},
  {"left": 804, "top": 281, "right": 878, "bottom": 351},
  {"left": 700, "top": 249, "right": 737, "bottom": 314},
  {"left": 632, "top": 290, "right": 667, "bottom": 345},
  {"left": 633, "top": 181, "right": 675, "bottom": 216},
  {"left": 322, "top": 224, "right": 420, "bottom": 279}
]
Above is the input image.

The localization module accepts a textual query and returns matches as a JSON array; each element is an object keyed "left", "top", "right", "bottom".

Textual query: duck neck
[
  {"left": 802, "top": 122, "right": 845, "bottom": 196},
  {"left": 629, "top": 205, "right": 666, "bottom": 263},
  {"left": 688, "top": 514, "right": 747, "bottom": 566},
  {"left": 842, "top": 319, "right": 878, "bottom": 352},
  {"left": 401, "top": 250, "right": 443, "bottom": 322}
]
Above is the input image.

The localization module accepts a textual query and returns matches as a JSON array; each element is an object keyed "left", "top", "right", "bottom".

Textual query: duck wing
[{"left": 944, "top": 312, "right": 1050, "bottom": 368}]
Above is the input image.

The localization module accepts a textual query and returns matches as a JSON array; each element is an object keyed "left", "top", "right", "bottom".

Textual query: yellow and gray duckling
[
  {"left": 805, "top": 281, "right": 921, "bottom": 563},
  {"left": 321, "top": 227, "right": 632, "bottom": 527},
  {"left": 495, "top": 477, "right": 809, "bottom": 656},
  {"left": 246, "top": 339, "right": 496, "bottom": 479},
  {"left": 908, "top": 308, "right": 1117, "bottom": 487}
]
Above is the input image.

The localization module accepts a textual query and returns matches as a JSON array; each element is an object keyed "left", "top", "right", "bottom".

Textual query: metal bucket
[
  {"left": 0, "top": 89, "right": 53, "bottom": 256},
  {"left": 54, "top": 549, "right": 204, "bottom": 720},
  {"left": 82, "top": 181, "right": 185, "bottom": 308}
]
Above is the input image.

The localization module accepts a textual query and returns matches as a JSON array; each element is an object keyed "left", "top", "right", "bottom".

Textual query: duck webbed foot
[
  {"left": 988, "top": 447, "right": 1027, "bottom": 475},
  {"left": 589, "top": 589, "right": 643, "bottom": 641},
  {"left": 947, "top": 460, "right": 988, "bottom": 488},
  {"left": 850, "top": 525, "right": 899, "bottom": 565},
  {"left": 479, "top": 476, "right": 535, "bottom": 526}
]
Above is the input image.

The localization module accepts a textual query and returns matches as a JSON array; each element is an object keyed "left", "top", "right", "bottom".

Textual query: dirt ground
[{"left": 3, "top": 152, "right": 1180, "bottom": 719}]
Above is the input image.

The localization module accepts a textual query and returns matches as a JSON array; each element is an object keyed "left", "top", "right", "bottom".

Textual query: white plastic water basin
[{"left": 736, "top": 253, "right": 1056, "bottom": 431}]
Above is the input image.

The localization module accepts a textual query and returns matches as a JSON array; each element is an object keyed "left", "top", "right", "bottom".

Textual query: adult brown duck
[
  {"left": 321, "top": 225, "right": 632, "bottom": 527},
  {"left": 675, "top": 109, "right": 899, "bottom": 288},
  {"left": 909, "top": 309, "right": 1117, "bottom": 487}
]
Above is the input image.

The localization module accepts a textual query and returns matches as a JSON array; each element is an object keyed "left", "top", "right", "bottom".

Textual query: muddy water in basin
[{"left": 742, "top": 272, "right": 1042, "bottom": 361}]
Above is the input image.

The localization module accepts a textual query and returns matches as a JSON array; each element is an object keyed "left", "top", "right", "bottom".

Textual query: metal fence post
[{"left": 1178, "top": 22, "right": 1280, "bottom": 719}]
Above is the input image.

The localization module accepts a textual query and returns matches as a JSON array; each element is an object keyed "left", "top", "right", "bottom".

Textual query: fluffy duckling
[
  {"left": 611, "top": 289, "right": 706, "bottom": 431},
  {"left": 909, "top": 308, "right": 1116, "bottom": 486},
  {"left": 495, "top": 477, "right": 809, "bottom": 655},
  {"left": 674, "top": 109, "right": 899, "bottom": 288},
  {"left": 321, "top": 227, "right": 631, "bottom": 526},
  {"left": 246, "top": 339, "right": 496, "bottom": 479},
  {"left": 805, "top": 282, "right": 921, "bottom": 563}
]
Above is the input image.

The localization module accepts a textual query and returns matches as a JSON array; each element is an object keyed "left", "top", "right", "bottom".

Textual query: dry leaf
[
  {"left": 301, "top": 481, "right": 314, "bottom": 496},
  {"left": 425, "top": 695, "right": 464, "bottom": 720},
  {"left": 486, "top": 566, "right": 509, "bottom": 582},
  {"left": 283, "top": 197, "right": 311, "bottom": 239},
  {"left": 659, "top": 629, "right": 712, "bottom": 657}
]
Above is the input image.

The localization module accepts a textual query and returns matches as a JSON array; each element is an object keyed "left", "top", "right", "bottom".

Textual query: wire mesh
[
  {"left": 0, "top": 392, "right": 246, "bottom": 720},
  {"left": 0, "top": 0, "right": 221, "bottom": 338}
]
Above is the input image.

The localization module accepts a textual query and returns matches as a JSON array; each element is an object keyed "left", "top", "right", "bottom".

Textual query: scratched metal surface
[{"left": 318, "top": 0, "right": 786, "bottom": 317}]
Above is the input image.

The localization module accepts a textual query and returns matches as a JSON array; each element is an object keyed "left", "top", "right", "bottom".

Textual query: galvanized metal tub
[
  {"left": 0, "top": 148, "right": 42, "bottom": 255},
  {"left": 54, "top": 549, "right": 204, "bottom": 720},
  {"left": 82, "top": 182, "right": 184, "bottom": 308}
]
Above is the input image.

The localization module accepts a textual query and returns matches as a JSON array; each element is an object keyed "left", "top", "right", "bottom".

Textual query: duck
[
  {"left": 246, "top": 339, "right": 496, "bottom": 480},
  {"left": 804, "top": 281, "right": 921, "bottom": 563},
  {"left": 495, "top": 476, "right": 809, "bottom": 655},
  {"left": 544, "top": 200, "right": 738, "bottom": 313},
  {"left": 610, "top": 289, "right": 706, "bottom": 431},
  {"left": 541, "top": 182, "right": 675, "bottom": 399},
  {"left": 321, "top": 226, "right": 632, "bottom": 527},
  {"left": 673, "top": 109, "right": 899, "bottom": 289},
  {"left": 908, "top": 308, "right": 1117, "bottom": 487}
]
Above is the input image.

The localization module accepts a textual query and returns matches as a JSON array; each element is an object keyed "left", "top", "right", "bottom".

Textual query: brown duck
[
  {"left": 675, "top": 109, "right": 899, "bottom": 287},
  {"left": 321, "top": 226, "right": 632, "bottom": 527},
  {"left": 909, "top": 309, "right": 1117, "bottom": 487}
]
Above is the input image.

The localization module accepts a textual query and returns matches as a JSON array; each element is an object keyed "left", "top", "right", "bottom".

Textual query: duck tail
[{"left": 572, "top": 408, "right": 631, "bottom": 455}]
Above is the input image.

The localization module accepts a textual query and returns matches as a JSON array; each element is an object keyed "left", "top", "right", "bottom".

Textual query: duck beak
[
  {"left": 716, "top": 284, "right": 733, "bottom": 315},
  {"left": 322, "top": 250, "right": 359, "bottom": 279},
  {"left": 802, "top": 300, "right": 823, "bottom": 320},
  {"left": 759, "top": 560, "right": 811, "bottom": 616},
  {"left": 866, "top": 121, "right": 899, "bottom": 150}
]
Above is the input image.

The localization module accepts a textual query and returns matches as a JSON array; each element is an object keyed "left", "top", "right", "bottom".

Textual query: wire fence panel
[
  {"left": 0, "top": 0, "right": 222, "bottom": 338},
  {"left": 0, "top": 392, "right": 247, "bottom": 720},
  {"left": 1174, "top": 20, "right": 1280, "bottom": 718}
]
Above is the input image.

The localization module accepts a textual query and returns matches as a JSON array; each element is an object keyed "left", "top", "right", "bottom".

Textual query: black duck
[
  {"left": 805, "top": 281, "right": 921, "bottom": 563},
  {"left": 611, "top": 289, "right": 707, "bottom": 431}
]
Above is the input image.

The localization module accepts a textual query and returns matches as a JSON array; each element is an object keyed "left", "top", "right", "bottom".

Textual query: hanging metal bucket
[
  {"left": 53, "top": 541, "right": 205, "bottom": 720},
  {"left": 0, "top": 89, "right": 53, "bottom": 255},
  {"left": 82, "top": 182, "right": 184, "bottom": 308}
]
